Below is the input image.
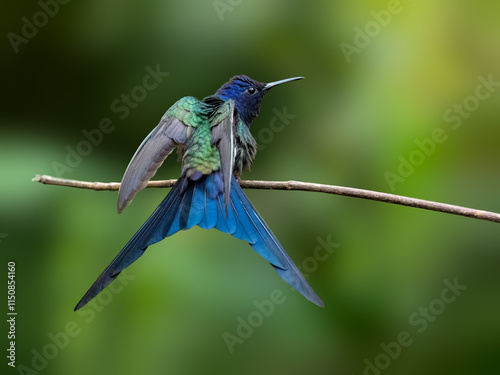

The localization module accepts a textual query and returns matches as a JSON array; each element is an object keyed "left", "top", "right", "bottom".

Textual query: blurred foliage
[{"left": 1, "top": 1, "right": 500, "bottom": 374}]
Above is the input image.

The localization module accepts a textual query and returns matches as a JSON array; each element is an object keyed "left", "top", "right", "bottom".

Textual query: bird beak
[{"left": 264, "top": 77, "right": 304, "bottom": 90}]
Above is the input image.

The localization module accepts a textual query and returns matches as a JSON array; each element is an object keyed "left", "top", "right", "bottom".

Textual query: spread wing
[
  {"left": 117, "top": 97, "right": 200, "bottom": 213},
  {"left": 210, "top": 99, "right": 235, "bottom": 212}
]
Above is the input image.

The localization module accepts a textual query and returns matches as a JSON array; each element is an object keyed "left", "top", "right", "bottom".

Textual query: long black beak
[{"left": 264, "top": 77, "right": 304, "bottom": 90}]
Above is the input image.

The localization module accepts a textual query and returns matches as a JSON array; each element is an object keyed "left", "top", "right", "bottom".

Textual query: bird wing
[
  {"left": 210, "top": 99, "right": 235, "bottom": 212},
  {"left": 117, "top": 97, "right": 201, "bottom": 213}
]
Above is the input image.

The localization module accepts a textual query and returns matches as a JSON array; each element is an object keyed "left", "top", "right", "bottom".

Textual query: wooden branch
[{"left": 32, "top": 174, "right": 500, "bottom": 224}]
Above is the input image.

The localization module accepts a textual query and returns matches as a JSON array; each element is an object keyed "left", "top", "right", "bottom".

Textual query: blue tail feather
[
  {"left": 74, "top": 178, "right": 186, "bottom": 310},
  {"left": 187, "top": 182, "right": 205, "bottom": 229},
  {"left": 228, "top": 178, "right": 324, "bottom": 307},
  {"left": 227, "top": 199, "right": 255, "bottom": 243},
  {"left": 179, "top": 181, "right": 194, "bottom": 230},
  {"left": 75, "top": 173, "right": 324, "bottom": 311},
  {"left": 214, "top": 196, "right": 231, "bottom": 234},
  {"left": 199, "top": 187, "right": 217, "bottom": 229}
]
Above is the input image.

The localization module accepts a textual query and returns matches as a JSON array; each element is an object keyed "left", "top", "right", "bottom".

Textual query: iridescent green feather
[
  {"left": 164, "top": 97, "right": 222, "bottom": 177},
  {"left": 182, "top": 122, "right": 221, "bottom": 176},
  {"left": 163, "top": 96, "right": 207, "bottom": 128}
]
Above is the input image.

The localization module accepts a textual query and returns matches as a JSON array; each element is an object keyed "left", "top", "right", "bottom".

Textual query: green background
[{"left": 2, "top": 1, "right": 500, "bottom": 374}]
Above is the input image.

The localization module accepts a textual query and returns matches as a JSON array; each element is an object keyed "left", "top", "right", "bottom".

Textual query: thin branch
[{"left": 32, "top": 174, "right": 500, "bottom": 224}]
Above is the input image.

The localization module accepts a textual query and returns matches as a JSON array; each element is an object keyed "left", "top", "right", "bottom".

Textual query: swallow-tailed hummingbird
[{"left": 75, "top": 75, "right": 324, "bottom": 310}]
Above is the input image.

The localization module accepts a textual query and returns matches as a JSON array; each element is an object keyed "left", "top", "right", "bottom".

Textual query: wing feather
[
  {"left": 210, "top": 99, "right": 235, "bottom": 213},
  {"left": 116, "top": 96, "right": 207, "bottom": 213},
  {"left": 117, "top": 118, "right": 188, "bottom": 213}
]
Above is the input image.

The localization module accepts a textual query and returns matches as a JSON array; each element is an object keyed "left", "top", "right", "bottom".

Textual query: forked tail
[{"left": 75, "top": 174, "right": 324, "bottom": 310}]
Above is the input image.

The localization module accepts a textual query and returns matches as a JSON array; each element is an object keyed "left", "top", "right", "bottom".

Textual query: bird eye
[{"left": 247, "top": 87, "right": 256, "bottom": 94}]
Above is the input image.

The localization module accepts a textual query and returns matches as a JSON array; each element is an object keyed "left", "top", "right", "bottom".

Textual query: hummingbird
[{"left": 75, "top": 75, "right": 324, "bottom": 310}]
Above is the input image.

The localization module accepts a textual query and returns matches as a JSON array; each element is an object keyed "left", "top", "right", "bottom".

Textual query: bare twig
[{"left": 32, "top": 174, "right": 500, "bottom": 224}]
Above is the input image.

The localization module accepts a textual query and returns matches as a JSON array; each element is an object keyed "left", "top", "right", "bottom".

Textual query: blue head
[{"left": 215, "top": 75, "right": 303, "bottom": 125}]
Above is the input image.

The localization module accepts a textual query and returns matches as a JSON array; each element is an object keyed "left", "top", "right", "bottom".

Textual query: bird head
[{"left": 215, "top": 75, "right": 303, "bottom": 125}]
